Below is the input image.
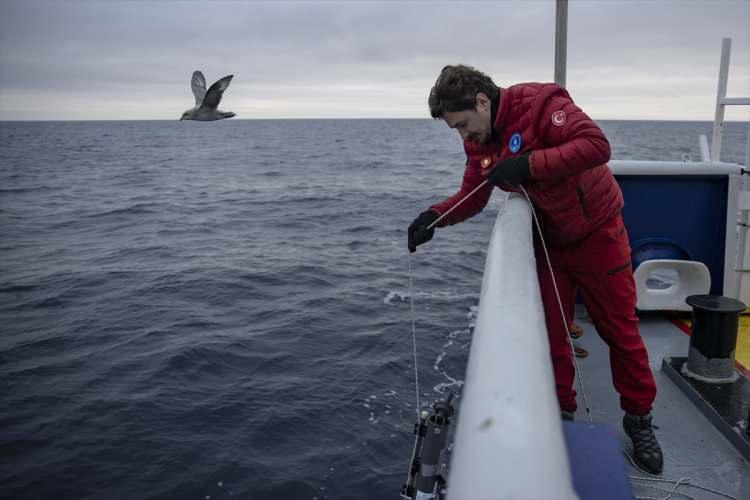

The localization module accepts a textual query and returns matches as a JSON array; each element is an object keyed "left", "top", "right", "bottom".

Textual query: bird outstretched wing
[
  {"left": 191, "top": 71, "right": 207, "bottom": 106},
  {"left": 200, "top": 75, "right": 233, "bottom": 110}
]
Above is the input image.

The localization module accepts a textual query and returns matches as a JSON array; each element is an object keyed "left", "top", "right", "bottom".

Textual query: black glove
[
  {"left": 486, "top": 154, "right": 531, "bottom": 187},
  {"left": 408, "top": 210, "right": 439, "bottom": 253}
]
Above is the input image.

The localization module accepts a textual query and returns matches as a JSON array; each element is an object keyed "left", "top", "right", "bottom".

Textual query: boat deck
[{"left": 570, "top": 306, "right": 750, "bottom": 499}]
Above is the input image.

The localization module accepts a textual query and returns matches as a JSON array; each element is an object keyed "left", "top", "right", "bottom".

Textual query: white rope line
[
  {"left": 419, "top": 182, "right": 592, "bottom": 420},
  {"left": 407, "top": 179, "right": 489, "bottom": 417},
  {"left": 632, "top": 484, "right": 697, "bottom": 500},
  {"left": 427, "top": 180, "right": 489, "bottom": 230},
  {"left": 519, "top": 185, "right": 592, "bottom": 422},
  {"left": 624, "top": 451, "right": 739, "bottom": 500},
  {"left": 408, "top": 253, "right": 421, "bottom": 417}
]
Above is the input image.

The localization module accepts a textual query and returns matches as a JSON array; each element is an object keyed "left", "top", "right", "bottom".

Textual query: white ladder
[
  {"left": 714, "top": 38, "right": 750, "bottom": 301},
  {"left": 709, "top": 38, "right": 750, "bottom": 165}
]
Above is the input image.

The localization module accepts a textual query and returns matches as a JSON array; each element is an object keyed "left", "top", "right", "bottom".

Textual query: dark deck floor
[{"left": 570, "top": 307, "right": 750, "bottom": 499}]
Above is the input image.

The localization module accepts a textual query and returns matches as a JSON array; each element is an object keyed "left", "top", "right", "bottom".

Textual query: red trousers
[{"left": 535, "top": 214, "right": 656, "bottom": 416}]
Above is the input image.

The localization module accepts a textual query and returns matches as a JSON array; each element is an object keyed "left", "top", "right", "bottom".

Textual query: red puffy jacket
[{"left": 430, "top": 83, "right": 622, "bottom": 246}]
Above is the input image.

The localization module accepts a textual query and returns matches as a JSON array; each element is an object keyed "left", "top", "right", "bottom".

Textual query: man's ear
[{"left": 475, "top": 92, "right": 490, "bottom": 111}]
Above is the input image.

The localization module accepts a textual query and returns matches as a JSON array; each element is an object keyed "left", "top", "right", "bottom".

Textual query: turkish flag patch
[{"left": 551, "top": 110, "right": 566, "bottom": 127}]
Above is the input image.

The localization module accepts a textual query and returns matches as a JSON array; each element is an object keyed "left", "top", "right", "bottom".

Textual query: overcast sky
[{"left": 1, "top": 0, "right": 748, "bottom": 121}]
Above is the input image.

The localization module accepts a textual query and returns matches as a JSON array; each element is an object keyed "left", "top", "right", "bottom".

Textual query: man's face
[{"left": 442, "top": 93, "right": 493, "bottom": 144}]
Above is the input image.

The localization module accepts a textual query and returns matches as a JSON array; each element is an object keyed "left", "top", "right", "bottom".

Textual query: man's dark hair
[{"left": 428, "top": 65, "right": 498, "bottom": 119}]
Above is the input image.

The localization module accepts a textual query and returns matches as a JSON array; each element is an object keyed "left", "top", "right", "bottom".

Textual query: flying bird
[{"left": 180, "top": 71, "right": 236, "bottom": 121}]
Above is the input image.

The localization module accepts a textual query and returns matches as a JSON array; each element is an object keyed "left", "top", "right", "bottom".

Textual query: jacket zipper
[
  {"left": 576, "top": 185, "right": 590, "bottom": 220},
  {"left": 608, "top": 262, "right": 631, "bottom": 275}
]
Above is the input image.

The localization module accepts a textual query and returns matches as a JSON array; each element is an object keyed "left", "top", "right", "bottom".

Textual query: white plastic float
[{"left": 633, "top": 259, "right": 711, "bottom": 311}]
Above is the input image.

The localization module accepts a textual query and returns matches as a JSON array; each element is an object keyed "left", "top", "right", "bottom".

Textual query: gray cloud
[{"left": 0, "top": 0, "right": 748, "bottom": 120}]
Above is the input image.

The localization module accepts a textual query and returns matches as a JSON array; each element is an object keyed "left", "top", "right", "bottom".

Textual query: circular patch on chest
[
  {"left": 552, "top": 110, "right": 566, "bottom": 127},
  {"left": 509, "top": 133, "right": 522, "bottom": 153}
]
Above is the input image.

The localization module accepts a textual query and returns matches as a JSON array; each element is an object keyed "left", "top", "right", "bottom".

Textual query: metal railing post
[
  {"left": 554, "top": 0, "right": 568, "bottom": 88},
  {"left": 711, "top": 38, "right": 732, "bottom": 162}
]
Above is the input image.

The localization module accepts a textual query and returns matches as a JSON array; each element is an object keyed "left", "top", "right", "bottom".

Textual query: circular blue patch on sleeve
[{"left": 509, "top": 132, "right": 522, "bottom": 153}]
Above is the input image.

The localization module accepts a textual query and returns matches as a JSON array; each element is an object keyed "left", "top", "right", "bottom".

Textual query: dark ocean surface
[{"left": 1, "top": 119, "right": 748, "bottom": 500}]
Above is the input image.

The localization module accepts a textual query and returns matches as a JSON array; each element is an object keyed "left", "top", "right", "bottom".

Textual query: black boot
[
  {"left": 623, "top": 413, "right": 663, "bottom": 474},
  {"left": 561, "top": 410, "right": 575, "bottom": 421}
]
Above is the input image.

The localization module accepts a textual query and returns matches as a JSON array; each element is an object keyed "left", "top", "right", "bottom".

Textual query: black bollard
[{"left": 684, "top": 294, "right": 746, "bottom": 382}]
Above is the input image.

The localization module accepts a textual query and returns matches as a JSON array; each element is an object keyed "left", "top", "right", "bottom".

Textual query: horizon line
[{"left": 1, "top": 118, "right": 745, "bottom": 123}]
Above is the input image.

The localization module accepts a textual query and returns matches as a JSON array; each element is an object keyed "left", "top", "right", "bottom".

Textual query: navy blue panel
[
  {"left": 563, "top": 422, "right": 633, "bottom": 500},
  {"left": 617, "top": 175, "right": 729, "bottom": 295}
]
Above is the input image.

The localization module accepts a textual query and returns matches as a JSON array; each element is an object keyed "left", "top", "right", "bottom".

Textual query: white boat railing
[
  {"left": 446, "top": 194, "right": 578, "bottom": 500},
  {"left": 609, "top": 160, "right": 741, "bottom": 176}
]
